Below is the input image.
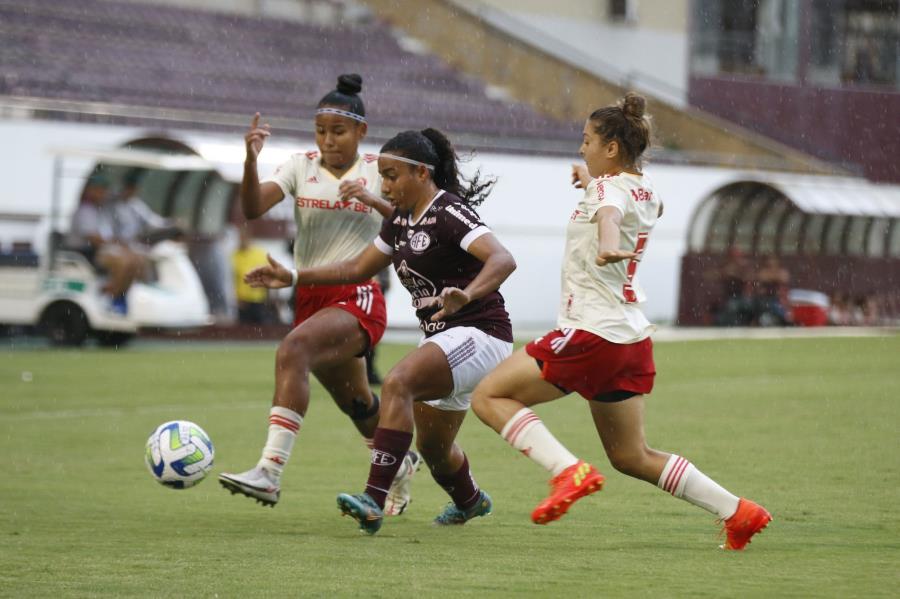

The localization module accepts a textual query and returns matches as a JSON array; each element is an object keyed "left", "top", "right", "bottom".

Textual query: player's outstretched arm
[
  {"left": 241, "top": 113, "right": 285, "bottom": 219},
  {"left": 244, "top": 254, "right": 292, "bottom": 289},
  {"left": 338, "top": 180, "right": 394, "bottom": 218},
  {"left": 296, "top": 244, "right": 392, "bottom": 287},
  {"left": 431, "top": 233, "right": 516, "bottom": 321},
  {"left": 595, "top": 206, "right": 637, "bottom": 266}
]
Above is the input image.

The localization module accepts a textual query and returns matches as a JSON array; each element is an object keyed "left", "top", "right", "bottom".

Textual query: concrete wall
[
  {"left": 361, "top": 0, "right": 839, "bottom": 175},
  {"left": 471, "top": 0, "right": 689, "bottom": 31}
]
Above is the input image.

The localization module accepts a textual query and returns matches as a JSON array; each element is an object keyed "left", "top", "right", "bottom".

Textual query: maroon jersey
[{"left": 374, "top": 190, "right": 513, "bottom": 342}]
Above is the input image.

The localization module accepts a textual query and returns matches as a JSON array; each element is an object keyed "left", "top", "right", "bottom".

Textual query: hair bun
[
  {"left": 336, "top": 73, "right": 363, "bottom": 96},
  {"left": 621, "top": 92, "right": 646, "bottom": 120}
]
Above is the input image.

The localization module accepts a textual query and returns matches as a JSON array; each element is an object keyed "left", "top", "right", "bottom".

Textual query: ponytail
[{"left": 381, "top": 129, "right": 495, "bottom": 207}]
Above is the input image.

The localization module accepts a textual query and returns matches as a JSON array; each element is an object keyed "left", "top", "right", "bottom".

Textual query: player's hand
[
  {"left": 244, "top": 113, "right": 271, "bottom": 161},
  {"left": 571, "top": 164, "right": 591, "bottom": 189},
  {"left": 595, "top": 250, "right": 638, "bottom": 266},
  {"left": 244, "top": 254, "right": 292, "bottom": 289},
  {"left": 430, "top": 287, "right": 471, "bottom": 321},
  {"left": 338, "top": 180, "right": 377, "bottom": 205}
]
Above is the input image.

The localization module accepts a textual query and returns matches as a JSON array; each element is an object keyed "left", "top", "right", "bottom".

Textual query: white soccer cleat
[
  {"left": 218, "top": 466, "right": 280, "bottom": 507},
  {"left": 384, "top": 451, "right": 421, "bottom": 516}
]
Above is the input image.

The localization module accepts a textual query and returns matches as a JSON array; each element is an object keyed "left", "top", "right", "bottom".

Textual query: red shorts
[
  {"left": 525, "top": 328, "right": 655, "bottom": 401},
  {"left": 293, "top": 281, "right": 387, "bottom": 349}
]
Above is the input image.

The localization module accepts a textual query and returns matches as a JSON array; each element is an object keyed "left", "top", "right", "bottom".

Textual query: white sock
[
  {"left": 500, "top": 408, "right": 579, "bottom": 476},
  {"left": 657, "top": 454, "right": 739, "bottom": 519},
  {"left": 257, "top": 406, "right": 303, "bottom": 483}
]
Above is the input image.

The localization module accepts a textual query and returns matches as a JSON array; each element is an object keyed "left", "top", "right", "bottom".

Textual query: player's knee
[
  {"left": 606, "top": 446, "right": 647, "bottom": 477},
  {"left": 381, "top": 369, "right": 414, "bottom": 403},
  {"left": 276, "top": 334, "right": 313, "bottom": 371},
  {"left": 469, "top": 386, "right": 490, "bottom": 419}
]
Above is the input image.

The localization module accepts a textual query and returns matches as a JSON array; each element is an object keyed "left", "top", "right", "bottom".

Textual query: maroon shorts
[
  {"left": 293, "top": 281, "right": 387, "bottom": 349},
  {"left": 525, "top": 328, "right": 655, "bottom": 401}
]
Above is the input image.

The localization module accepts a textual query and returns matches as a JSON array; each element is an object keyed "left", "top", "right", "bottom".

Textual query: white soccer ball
[{"left": 145, "top": 420, "right": 215, "bottom": 489}]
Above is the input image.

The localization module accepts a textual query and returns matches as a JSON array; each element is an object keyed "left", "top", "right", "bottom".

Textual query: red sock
[
  {"left": 431, "top": 454, "right": 481, "bottom": 510},
  {"left": 365, "top": 427, "right": 413, "bottom": 508}
]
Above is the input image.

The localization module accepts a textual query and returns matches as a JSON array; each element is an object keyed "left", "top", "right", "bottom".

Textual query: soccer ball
[{"left": 145, "top": 420, "right": 215, "bottom": 489}]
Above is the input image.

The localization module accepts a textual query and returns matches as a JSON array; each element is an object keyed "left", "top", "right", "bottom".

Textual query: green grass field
[{"left": 2, "top": 336, "right": 899, "bottom": 597}]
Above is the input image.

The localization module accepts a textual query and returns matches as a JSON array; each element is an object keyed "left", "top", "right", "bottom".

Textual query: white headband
[
  {"left": 315, "top": 107, "right": 366, "bottom": 123},
  {"left": 378, "top": 152, "right": 435, "bottom": 171}
]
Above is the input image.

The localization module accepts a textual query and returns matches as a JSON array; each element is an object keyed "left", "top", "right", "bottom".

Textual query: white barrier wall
[{"left": 0, "top": 118, "right": 750, "bottom": 328}]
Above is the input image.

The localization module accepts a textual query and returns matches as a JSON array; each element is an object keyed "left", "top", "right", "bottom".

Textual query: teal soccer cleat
[
  {"left": 433, "top": 490, "right": 493, "bottom": 526},
  {"left": 337, "top": 493, "right": 384, "bottom": 535}
]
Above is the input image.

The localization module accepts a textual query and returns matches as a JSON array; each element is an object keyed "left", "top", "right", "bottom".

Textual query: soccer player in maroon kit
[
  {"left": 471, "top": 93, "right": 772, "bottom": 550},
  {"left": 244, "top": 128, "right": 516, "bottom": 534}
]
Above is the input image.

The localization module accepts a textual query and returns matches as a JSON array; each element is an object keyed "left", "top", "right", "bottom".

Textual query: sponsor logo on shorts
[
  {"left": 356, "top": 285, "right": 374, "bottom": 315},
  {"left": 371, "top": 450, "right": 397, "bottom": 466},
  {"left": 550, "top": 328, "right": 576, "bottom": 354}
]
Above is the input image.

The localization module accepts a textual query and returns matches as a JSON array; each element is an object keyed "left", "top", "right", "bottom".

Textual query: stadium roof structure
[{"left": 688, "top": 175, "right": 900, "bottom": 259}]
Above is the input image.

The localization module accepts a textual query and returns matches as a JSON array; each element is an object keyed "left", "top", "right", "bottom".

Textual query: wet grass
[{"left": 1, "top": 336, "right": 899, "bottom": 597}]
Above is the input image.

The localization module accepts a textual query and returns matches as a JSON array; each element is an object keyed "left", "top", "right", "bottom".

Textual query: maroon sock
[
  {"left": 431, "top": 454, "right": 482, "bottom": 510},
  {"left": 365, "top": 427, "right": 413, "bottom": 508}
]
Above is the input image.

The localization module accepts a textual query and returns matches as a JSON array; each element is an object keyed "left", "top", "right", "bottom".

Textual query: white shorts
[{"left": 419, "top": 326, "right": 513, "bottom": 411}]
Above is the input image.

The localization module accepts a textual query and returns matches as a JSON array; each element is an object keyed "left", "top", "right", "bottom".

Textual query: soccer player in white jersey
[
  {"left": 471, "top": 93, "right": 772, "bottom": 550},
  {"left": 218, "top": 75, "right": 420, "bottom": 514},
  {"left": 244, "top": 128, "right": 516, "bottom": 535}
]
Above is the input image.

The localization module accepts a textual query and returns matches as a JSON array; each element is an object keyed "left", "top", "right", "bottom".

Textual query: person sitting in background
[
  {"left": 66, "top": 172, "right": 144, "bottom": 314},
  {"left": 231, "top": 227, "right": 269, "bottom": 324},
  {"left": 829, "top": 293, "right": 851, "bottom": 326},
  {"left": 714, "top": 247, "right": 754, "bottom": 326},
  {"left": 754, "top": 256, "right": 791, "bottom": 326},
  {"left": 861, "top": 295, "right": 881, "bottom": 326},
  {"left": 113, "top": 170, "right": 173, "bottom": 246}
]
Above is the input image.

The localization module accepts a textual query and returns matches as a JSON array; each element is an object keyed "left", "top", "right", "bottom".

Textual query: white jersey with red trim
[
  {"left": 557, "top": 172, "right": 661, "bottom": 344},
  {"left": 263, "top": 151, "right": 382, "bottom": 268}
]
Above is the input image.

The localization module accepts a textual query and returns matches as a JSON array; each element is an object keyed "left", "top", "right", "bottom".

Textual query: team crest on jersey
[
  {"left": 409, "top": 231, "right": 431, "bottom": 253},
  {"left": 306, "top": 175, "right": 319, "bottom": 183},
  {"left": 363, "top": 153, "right": 378, "bottom": 163},
  {"left": 305, "top": 150, "right": 319, "bottom": 160}
]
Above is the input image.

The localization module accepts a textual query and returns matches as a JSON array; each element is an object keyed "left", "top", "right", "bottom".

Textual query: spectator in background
[
  {"left": 861, "top": 295, "right": 881, "bottom": 326},
  {"left": 66, "top": 172, "right": 143, "bottom": 314},
  {"left": 754, "top": 256, "right": 791, "bottom": 326},
  {"left": 231, "top": 226, "right": 269, "bottom": 324},
  {"left": 829, "top": 293, "right": 852, "bottom": 326},
  {"left": 714, "top": 247, "right": 754, "bottom": 326},
  {"left": 113, "top": 170, "right": 170, "bottom": 245}
]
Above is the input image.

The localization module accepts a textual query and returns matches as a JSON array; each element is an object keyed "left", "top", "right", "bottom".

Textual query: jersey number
[{"left": 622, "top": 232, "right": 649, "bottom": 303}]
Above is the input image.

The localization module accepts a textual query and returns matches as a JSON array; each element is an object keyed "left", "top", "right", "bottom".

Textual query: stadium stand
[{"left": 0, "top": 0, "right": 578, "bottom": 146}]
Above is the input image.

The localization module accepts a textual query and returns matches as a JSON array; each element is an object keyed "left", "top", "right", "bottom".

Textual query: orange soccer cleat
[
  {"left": 721, "top": 498, "right": 772, "bottom": 550},
  {"left": 531, "top": 461, "right": 605, "bottom": 525}
]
